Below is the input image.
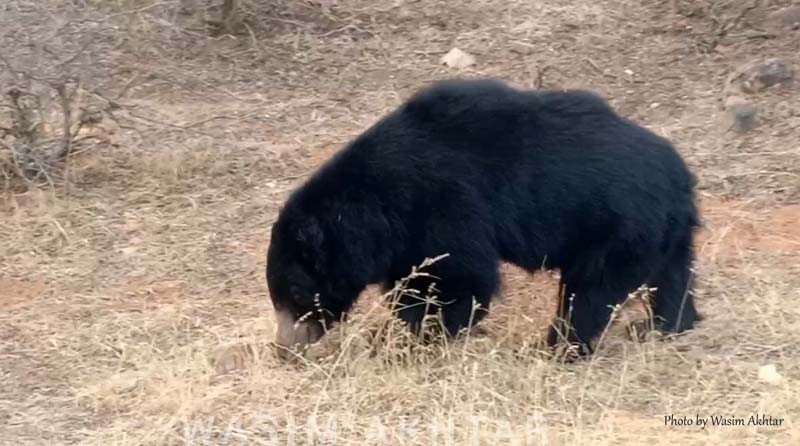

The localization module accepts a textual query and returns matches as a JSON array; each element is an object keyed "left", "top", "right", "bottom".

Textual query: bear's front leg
[{"left": 390, "top": 257, "right": 500, "bottom": 339}]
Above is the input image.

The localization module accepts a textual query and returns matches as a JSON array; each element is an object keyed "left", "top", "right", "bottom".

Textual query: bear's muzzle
[{"left": 274, "top": 309, "right": 324, "bottom": 360}]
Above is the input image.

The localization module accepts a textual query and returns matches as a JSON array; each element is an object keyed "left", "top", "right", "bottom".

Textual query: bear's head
[{"left": 266, "top": 207, "right": 354, "bottom": 359}]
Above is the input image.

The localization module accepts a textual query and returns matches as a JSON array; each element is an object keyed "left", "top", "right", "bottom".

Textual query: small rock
[
  {"left": 741, "top": 58, "right": 794, "bottom": 93},
  {"left": 211, "top": 343, "right": 255, "bottom": 375},
  {"left": 774, "top": 101, "right": 795, "bottom": 119},
  {"left": 758, "top": 364, "right": 782, "bottom": 385},
  {"left": 119, "top": 246, "right": 139, "bottom": 256},
  {"left": 509, "top": 41, "right": 535, "bottom": 55},
  {"left": 724, "top": 96, "right": 757, "bottom": 132},
  {"left": 765, "top": 6, "right": 800, "bottom": 32},
  {"left": 440, "top": 48, "right": 476, "bottom": 70}
]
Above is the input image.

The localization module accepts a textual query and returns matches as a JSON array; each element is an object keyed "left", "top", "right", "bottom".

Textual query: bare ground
[{"left": 1, "top": 0, "right": 799, "bottom": 445}]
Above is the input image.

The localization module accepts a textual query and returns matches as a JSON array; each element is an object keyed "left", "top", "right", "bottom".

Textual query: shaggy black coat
[{"left": 266, "top": 78, "right": 700, "bottom": 352}]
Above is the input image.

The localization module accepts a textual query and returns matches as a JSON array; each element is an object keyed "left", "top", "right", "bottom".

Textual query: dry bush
[
  {"left": 668, "top": 0, "right": 792, "bottom": 52},
  {"left": 0, "top": 0, "right": 370, "bottom": 194},
  {"left": 0, "top": 1, "right": 134, "bottom": 191},
  {"left": 0, "top": 73, "right": 108, "bottom": 189}
]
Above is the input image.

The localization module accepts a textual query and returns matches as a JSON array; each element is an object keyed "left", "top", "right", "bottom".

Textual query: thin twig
[
  {"left": 709, "top": 0, "right": 760, "bottom": 49},
  {"left": 534, "top": 65, "right": 551, "bottom": 88},
  {"left": 55, "top": 83, "right": 75, "bottom": 160},
  {"left": 0, "top": 140, "right": 31, "bottom": 187},
  {"left": 584, "top": 58, "right": 617, "bottom": 79}
]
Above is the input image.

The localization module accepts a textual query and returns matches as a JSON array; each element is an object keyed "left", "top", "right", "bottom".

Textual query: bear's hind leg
[{"left": 650, "top": 239, "right": 700, "bottom": 334}]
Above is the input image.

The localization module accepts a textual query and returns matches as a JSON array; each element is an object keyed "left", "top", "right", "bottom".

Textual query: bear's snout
[{"left": 274, "top": 309, "right": 324, "bottom": 360}]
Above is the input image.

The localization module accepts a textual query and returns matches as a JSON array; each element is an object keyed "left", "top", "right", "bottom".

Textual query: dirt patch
[
  {"left": 104, "top": 279, "right": 187, "bottom": 312},
  {"left": 308, "top": 144, "right": 345, "bottom": 169},
  {"left": 0, "top": 277, "right": 46, "bottom": 311},
  {"left": 698, "top": 198, "right": 800, "bottom": 260}
]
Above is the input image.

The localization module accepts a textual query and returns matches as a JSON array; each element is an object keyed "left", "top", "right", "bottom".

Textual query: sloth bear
[{"left": 266, "top": 78, "right": 700, "bottom": 358}]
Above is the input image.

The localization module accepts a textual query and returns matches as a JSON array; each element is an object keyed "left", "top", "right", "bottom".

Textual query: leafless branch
[{"left": 708, "top": 0, "right": 760, "bottom": 49}]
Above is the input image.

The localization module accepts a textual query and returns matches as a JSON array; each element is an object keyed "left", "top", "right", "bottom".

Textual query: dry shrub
[
  {"left": 0, "top": 1, "right": 132, "bottom": 191},
  {"left": 0, "top": 79, "right": 109, "bottom": 190}
]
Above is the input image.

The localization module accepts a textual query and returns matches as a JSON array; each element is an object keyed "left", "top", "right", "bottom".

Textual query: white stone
[{"left": 440, "top": 48, "right": 476, "bottom": 69}]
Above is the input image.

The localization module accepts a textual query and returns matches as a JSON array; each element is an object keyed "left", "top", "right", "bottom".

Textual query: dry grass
[{"left": 1, "top": 0, "right": 800, "bottom": 445}]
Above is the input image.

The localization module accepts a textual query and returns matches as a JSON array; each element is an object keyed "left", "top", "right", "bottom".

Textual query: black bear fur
[{"left": 266, "top": 78, "right": 701, "bottom": 354}]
